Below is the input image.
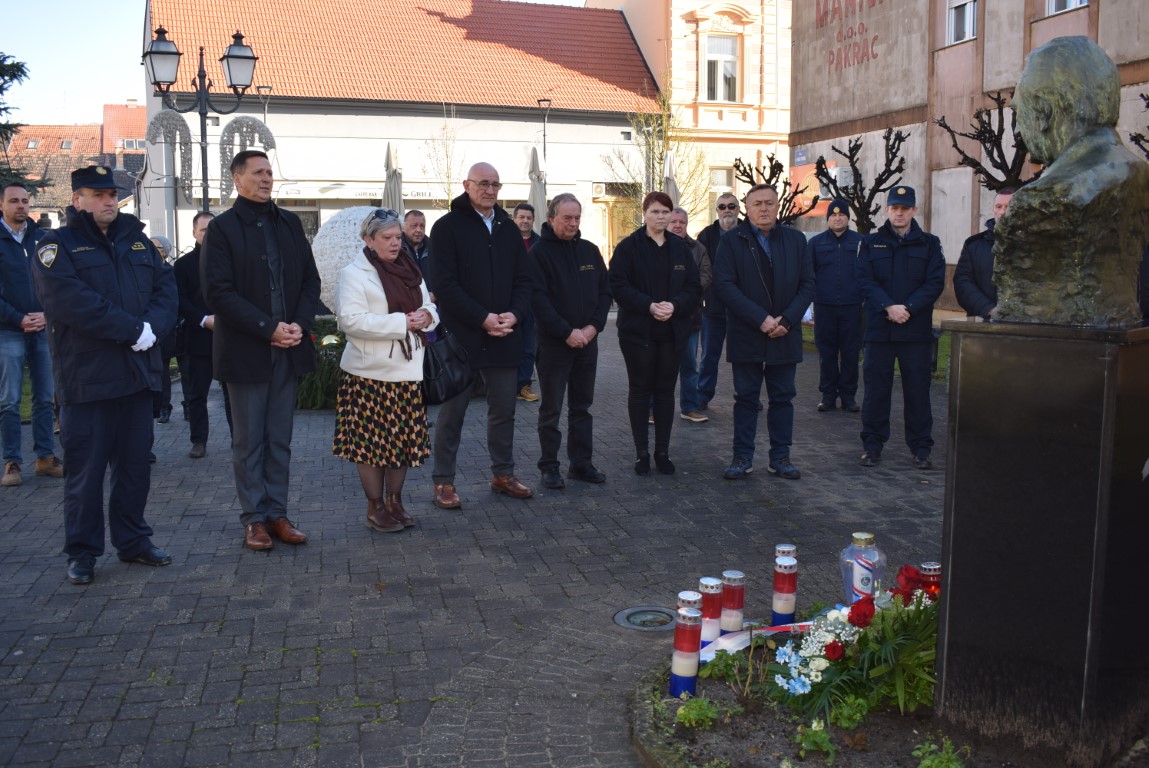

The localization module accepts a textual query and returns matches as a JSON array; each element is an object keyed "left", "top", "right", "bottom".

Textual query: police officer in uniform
[
  {"left": 31, "top": 166, "right": 178, "bottom": 585},
  {"left": 808, "top": 198, "right": 864, "bottom": 412}
]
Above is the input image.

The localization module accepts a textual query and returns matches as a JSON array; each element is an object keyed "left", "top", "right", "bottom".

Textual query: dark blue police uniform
[
  {"left": 855, "top": 188, "right": 945, "bottom": 465},
  {"left": 809, "top": 198, "right": 864, "bottom": 411},
  {"left": 31, "top": 166, "right": 178, "bottom": 583}
]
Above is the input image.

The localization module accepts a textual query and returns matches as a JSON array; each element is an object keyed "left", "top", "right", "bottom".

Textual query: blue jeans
[
  {"left": 0, "top": 329, "right": 55, "bottom": 463},
  {"left": 679, "top": 330, "right": 701, "bottom": 412},
  {"left": 517, "top": 311, "right": 537, "bottom": 390},
  {"left": 698, "top": 313, "right": 726, "bottom": 406},
  {"left": 731, "top": 362, "right": 797, "bottom": 462}
]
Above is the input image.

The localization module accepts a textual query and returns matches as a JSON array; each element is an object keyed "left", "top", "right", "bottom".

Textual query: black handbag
[{"left": 422, "top": 328, "right": 472, "bottom": 405}]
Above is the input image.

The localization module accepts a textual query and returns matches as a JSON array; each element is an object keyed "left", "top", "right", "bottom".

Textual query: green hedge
[{"left": 296, "top": 316, "right": 345, "bottom": 410}]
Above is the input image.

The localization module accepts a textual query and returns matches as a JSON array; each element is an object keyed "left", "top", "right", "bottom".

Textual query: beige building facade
[{"left": 789, "top": 0, "right": 1149, "bottom": 306}]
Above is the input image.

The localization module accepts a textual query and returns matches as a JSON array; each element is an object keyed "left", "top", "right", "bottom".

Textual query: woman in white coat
[{"left": 334, "top": 209, "right": 438, "bottom": 532}]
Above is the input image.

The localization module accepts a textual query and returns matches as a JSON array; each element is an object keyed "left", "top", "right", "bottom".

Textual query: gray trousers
[
  {"left": 227, "top": 350, "right": 299, "bottom": 526},
  {"left": 432, "top": 366, "right": 518, "bottom": 484}
]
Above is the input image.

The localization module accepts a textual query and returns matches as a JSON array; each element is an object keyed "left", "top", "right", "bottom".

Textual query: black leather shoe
[
  {"left": 67, "top": 559, "right": 94, "bottom": 585},
  {"left": 841, "top": 400, "right": 860, "bottom": 412},
  {"left": 118, "top": 547, "right": 173, "bottom": 567},
  {"left": 912, "top": 454, "right": 933, "bottom": 470},
  {"left": 158, "top": 407, "right": 171, "bottom": 424},
  {"left": 541, "top": 467, "right": 565, "bottom": 489},
  {"left": 568, "top": 465, "right": 606, "bottom": 484},
  {"left": 859, "top": 451, "right": 882, "bottom": 467}
]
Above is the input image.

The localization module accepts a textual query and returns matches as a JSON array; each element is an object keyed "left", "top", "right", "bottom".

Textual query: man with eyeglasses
[
  {"left": 429, "top": 162, "right": 536, "bottom": 508},
  {"left": 696, "top": 193, "right": 741, "bottom": 409},
  {"left": 202, "top": 150, "right": 322, "bottom": 552}
]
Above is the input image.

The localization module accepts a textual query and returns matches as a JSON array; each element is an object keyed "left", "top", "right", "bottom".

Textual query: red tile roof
[
  {"left": 6, "top": 124, "right": 102, "bottom": 157},
  {"left": 5, "top": 125, "right": 105, "bottom": 209},
  {"left": 148, "top": 0, "right": 659, "bottom": 114},
  {"left": 102, "top": 103, "right": 149, "bottom": 153}
]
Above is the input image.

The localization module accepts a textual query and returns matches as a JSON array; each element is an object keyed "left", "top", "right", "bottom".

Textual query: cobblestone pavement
[{"left": 0, "top": 325, "right": 947, "bottom": 767}]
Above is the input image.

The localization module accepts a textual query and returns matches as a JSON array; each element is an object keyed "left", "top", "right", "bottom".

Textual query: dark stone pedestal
[{"left": 937, "top": 320, "right": 1149, "bottom": 768}]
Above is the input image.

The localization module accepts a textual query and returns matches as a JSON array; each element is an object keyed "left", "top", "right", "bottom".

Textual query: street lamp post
[
  {"left": 537, "top": 98, "right": 552, "bottom": 165},
  {"left": 143, "top": 27, "right": 259, "bottom": 212}
]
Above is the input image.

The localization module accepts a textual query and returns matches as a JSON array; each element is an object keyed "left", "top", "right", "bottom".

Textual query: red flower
[
  {"left": 824, "top": 640, "right": 845, "bottom": 661},
  {"left": 890, "top": 587, "right": 914, "bottom": 607},
  {"left": 896, "top": 565, "right": 923, "bottom": 592},
  {"left": 848, "top": 595, "right": 875, "bottom": 628}
]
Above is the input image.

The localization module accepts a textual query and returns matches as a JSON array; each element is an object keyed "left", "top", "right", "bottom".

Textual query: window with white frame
[
  {"left": 706, "top": 36, "right": 739, "bottom": 102},
  {"left": 1047, "top": 0, "right": 1086, "bottom": 15},
  {"left": 26, "top": 140, "right": 38, "bottom": 149},
  {"left": 947, "top": 0, "right": 977, "bottom": 45}
]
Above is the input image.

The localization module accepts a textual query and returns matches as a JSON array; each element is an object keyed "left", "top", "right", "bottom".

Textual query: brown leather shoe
[
  {"left": 433, "top": 483, "right": 461, "bottom": 509},
  {"left": 490, "top": 474, "right": 533, "bottom": 499},
  {"left": 1, "top": 461, "right": 21, "bottom": 487},
  {"left": 388, "top": 493, "right": 415, "bottom": 527},
  {"left": 366, "top": 498, "right": 403, "bottom": 533},
  {"left": 268, "top": 517, "right": 308, "bottom": 545},
  {"left": 244, "top": 522, "right": 273, "bottom": 551},
  {"left": 35, "top": 456, "right": 64, "bottom": 477}
]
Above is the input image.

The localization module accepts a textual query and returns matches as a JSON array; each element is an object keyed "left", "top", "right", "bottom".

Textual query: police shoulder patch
[
  {"left": 131, "top": 242, "right": 147, "bottom": 251},
  {"left": 37, "top": 243, "right": 57, "bottom": 268}
]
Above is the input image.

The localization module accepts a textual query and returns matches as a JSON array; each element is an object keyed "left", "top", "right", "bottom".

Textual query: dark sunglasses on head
[
  {"left": 717, "top": 203, "right": 739, "bottom": 211},
  {"left": 374, "top": 209, "right": 399, "bottom": 220}
]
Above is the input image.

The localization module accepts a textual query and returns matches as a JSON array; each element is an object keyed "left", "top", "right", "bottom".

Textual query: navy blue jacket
[
  {"left": 713, "top": 220, "right": 814, "bottom": 366},
  {"left": 857, "top": 219, "right": 946, "bottom": 343},
  {"left": 174, "top": 244, "right": 213, "bottom": 357},
  {"left": 402, "top": 234, "right": 432, "bottom": 291},
  {"left": 808, "top": 227, "right": 863, "bottom": 305},
  {"left": 608, "top": 227, "right": 700, "bottom": 349},
  {"left": 31, "top": 208, "right": 177, "bottom": 404},
  {"left": 530, "top": 223, "right": 612, "bottom": 342},
  {"left": 430, "top": 193, "right": 534, "bottom": 369},
  {"left": 0, "top": 219, "right": 45, "bottom": 331},
  {"left": 953, "top": 219, "right": 997, "bottom": 319}
]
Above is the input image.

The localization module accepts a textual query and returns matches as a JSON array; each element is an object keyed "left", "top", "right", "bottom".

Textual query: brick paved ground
[{"left": 0, "top": 324, "right": 946, "bottom": 767}]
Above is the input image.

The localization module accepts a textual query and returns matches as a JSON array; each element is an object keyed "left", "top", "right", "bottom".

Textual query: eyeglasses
[
  {"left": 467, "top": 179, "right": 503, "bottom": 190},
  {"left": 716, "top": 203, "right": 739, "bottom": 211},
  {"left": 373, "top": 209, "right": 399, "bottom": 220}
]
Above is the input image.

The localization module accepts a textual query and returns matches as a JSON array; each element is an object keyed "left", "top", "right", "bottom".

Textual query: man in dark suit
[
  {"left": 202, "top": 151, "right": 321, "bottom": 551},
  {"left": 175, "top": 211, "right": 229, "bottom": 459},
  {"left": 713, "top": 184, "right": 815, "bottom": 481}
]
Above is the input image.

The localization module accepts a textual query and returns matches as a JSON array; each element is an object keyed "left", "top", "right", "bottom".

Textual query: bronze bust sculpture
[{"left": 993, "top": 36, "right": 1149, "bottom": 327}]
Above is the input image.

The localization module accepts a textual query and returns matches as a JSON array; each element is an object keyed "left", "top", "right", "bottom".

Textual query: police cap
[{"left": 71, "top": 165, "right": 118, "bottom": 192}]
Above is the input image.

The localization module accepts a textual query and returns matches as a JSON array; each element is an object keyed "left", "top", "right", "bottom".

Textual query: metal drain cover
[{"left": 613, "top": 606, "right": 676, "bottom": 631}]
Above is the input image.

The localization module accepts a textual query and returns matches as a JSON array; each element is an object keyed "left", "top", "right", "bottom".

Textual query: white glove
[{"left": 132, "top": 322, "right": 156, "bottom": 351}]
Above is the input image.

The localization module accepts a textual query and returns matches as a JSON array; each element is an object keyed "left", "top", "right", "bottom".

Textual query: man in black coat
[
  {"left": 429, "top": 162, "right": 535, "bottom": 508},
  {"left": 695, "top": 193, "right": 741, "bottom": 408},
  {"left": 530, "top": 193, "right": 612, "bottom": 489},
  {"left": 175, "top": 211, "right": 229, "bottom": 459},
  {"left": 953, "top": 188, "right": 1014, "bottom": 320},
  {"left": 714, "top": 184, "right": 815, "bottom": 481},
  {"left": 202, "top": 150, "right": 321, "bottom": 552},
  {"left": 32, "top": 166, "right": 178, "bottom": 585},
  {"left": 856, "top": 186, "right": 946, "bottom": 470}
]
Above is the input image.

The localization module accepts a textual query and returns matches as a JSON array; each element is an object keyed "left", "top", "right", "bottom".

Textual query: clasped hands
[
  {"left": 649, "top": 301, "right": 675, "bottom": 322},
  {"left": 482, "top": 312, "right": 517, "bottom": 337},
  {"left": 271, "top": 322, "right": 304, "bottom": 348},
  {"left": 20, "top": 312, "right": 46, "bottom": 333},
  {"left": 565, "top": 325, "right": 598, "bottom": 349},
  {"left": 406, "top": 309, "right": 432, "bottom": 332},
  {"left": 759, "top": 315, "right": 789, "bottom": 339},
  {"left": 885, "top": 304, "right": 910, "bottom": 324}
]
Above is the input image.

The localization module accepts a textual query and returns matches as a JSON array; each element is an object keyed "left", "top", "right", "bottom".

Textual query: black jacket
[
  {"left": 174, "top": 243, "right": 213, "bottom": 357},
  {"left": 713, "top": 220, "right": 814, "bottom": 366},
  {"left": 608, "top": 226, "right": 700, "bottom": 349},
  {"left": 429, "top": 193, "right": 534, "bottom": 369},
  {"left": 31, "top": 208, "right": 177, "bottom": 404},
  {"left": 530, "top": 223, "right": 612, "bottom": 343},
  {"left": 857, "top": 219, "right": 946, "bottom": 343},
  {"left": 201, "top": 197, "right": 322, "bottom": 383},
  {"left": 402, "top": 234, "right": 432, "bottom": 290},
  {"left": 0, "top": 219, "right": 45, "bottom": 331},
  {"left": 953, "top": 219, "right": 997, "bottom": 319}
]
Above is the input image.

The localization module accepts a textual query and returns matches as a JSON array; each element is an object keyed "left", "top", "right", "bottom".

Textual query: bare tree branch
[
  {"left": 732, "top": 155, "right": 818, "bottom": 224},
  {"left": 933, "top": 90, "right": 1035, "bottom": 191},
  {"left": 1129, "top": 92, "right": 1149, "bottom": 162},
  {"left": 813, "top": 128, "right": 908, "bottom": 234}
]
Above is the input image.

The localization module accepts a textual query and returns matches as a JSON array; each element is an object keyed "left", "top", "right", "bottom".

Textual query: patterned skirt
[{"left": 332, "top": 372, "right": 429, "bottom": 468}]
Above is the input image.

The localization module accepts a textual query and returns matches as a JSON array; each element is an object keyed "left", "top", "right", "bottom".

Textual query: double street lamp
[{"left": 143, "top": 26, "right": 259, "bottom": 212}]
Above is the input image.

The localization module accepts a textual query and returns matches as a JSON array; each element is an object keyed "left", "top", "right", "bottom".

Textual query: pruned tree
[
  {"left": 814, "top": 127, "right": 909, "bottom": 234},
  {"left": 0, "top": 53, "right": 40, "bottom": 193},
  {"left": 732, "top": 154, "right": 818, "bottom": 225},
  {"left": 421, "top": 117, "right": 465, "bottom": 211},
  {"left": 934, "top": 90, "right": 1034, "bottom": 191},
  {"left": 602, "top": 85, "right": 711, "bottom": 225},
  {"left": 1129, "top": 92, "right": 1149, "bottom": 162}
]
